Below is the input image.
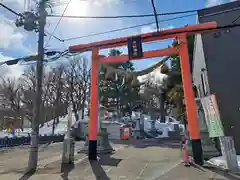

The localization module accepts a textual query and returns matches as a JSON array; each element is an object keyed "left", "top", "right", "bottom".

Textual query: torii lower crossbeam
[{"left": 69, "top": 22, "right": 217, "bottom": 165}]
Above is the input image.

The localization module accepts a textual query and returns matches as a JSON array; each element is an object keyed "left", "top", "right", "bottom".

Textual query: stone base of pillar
[
  {"left": 78, "top": 128, "right": 114, "bottom": 154},
  {"left": 186, "top": 130, "right": 220, "bottom": 160},
  {"left": 61, "top": 137, "right": 75, "bottom": 164}
]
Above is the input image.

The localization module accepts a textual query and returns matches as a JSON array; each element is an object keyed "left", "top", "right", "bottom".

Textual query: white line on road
[
  {"left": 74, "top": 155, "right": 87, "bottom": 164},
  {"left": 135, "top": 163, "right": 149, "bottom": 180},
  {"left": 147, "top": 160, "right": 182, "bottom": 180}
]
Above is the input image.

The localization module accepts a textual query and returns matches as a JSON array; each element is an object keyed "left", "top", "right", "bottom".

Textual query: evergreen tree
[
  {"left": 168, "top": 35, "right": 195, "bottom": 119},
  {"left": 99, "top": 49, "right": 140, "bottom": 116}
]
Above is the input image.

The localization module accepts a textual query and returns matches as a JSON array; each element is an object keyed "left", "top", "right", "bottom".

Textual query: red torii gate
[{"left": 69, "top": 22, "right": 217, "bottom": 165}]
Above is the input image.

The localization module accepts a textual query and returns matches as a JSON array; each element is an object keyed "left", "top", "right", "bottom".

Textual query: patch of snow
[
  {"left": 0, "top": 108, "right": 184, "bottom": 140},
  {"left": 0, "top": 110, "right": 89, "bottom": 137},
  {"left": 207, "top": 156, "right": 240, "bottom": 169}
]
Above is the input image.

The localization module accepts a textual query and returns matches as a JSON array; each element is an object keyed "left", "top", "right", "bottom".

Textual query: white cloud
[
  {"left": 0, "top": 15, "right": 33, "bottom": 55},
  {"left": 52, "top": 0, "right": 121, "bottom": 20},
  {"left": 0, "top": 53, "right": 24, "bottom": 78},
  {"left": 45, "top": 0, "right": 137, "bottom": 48},
  {"left": 140, "top": 25, "right": 175, "bottom": 34},
  {"left": 1, "top": 0, "right": 25, "bottom": 12},
  {"left": 141, "top": 25, "right": 156, "bottom": 34},
  {"left": 206, "top": 0, "right": 224, "bottom": 7},
  {"left": 0, "top": 16, "right": 26, "bottom": 49},
  {"left": 206, "top": 0, "right": 238, "bottom": 7}
]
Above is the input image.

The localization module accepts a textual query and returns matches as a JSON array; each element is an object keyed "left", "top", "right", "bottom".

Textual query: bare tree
[
  {"left": 2, "top": 55, "right": 91, "bottom": 132},
  {"left": 64, "top": 56, "right": 90, "bottom": 121},
  {"left": 0, "top": 77, "right": 23, "bottom": 129},
  {"left": 78, "top": 58, "right": 90, "bottom": 119},
  {"left": 45, "top": 65, "right": 66, "bottom": 134},
  {"left": 19, "top": 66, "right": 37, "bottom": 123}
]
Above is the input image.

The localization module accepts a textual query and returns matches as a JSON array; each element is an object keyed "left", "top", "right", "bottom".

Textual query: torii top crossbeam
[
  {"left": 69, "top": 22, "right": 216, "bottom": 53},
  {"left": 68, "top": 22, "right": 217, "bottom": 165}
]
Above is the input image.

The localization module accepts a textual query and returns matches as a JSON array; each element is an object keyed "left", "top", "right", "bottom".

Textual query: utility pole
[{"left": 27, "top": 0, "right": 46, "bottom": 173}]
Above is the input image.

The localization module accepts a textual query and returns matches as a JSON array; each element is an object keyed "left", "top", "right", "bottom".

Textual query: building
[{"left": 192, "top": 1, "right": 240, "bottom": 153}]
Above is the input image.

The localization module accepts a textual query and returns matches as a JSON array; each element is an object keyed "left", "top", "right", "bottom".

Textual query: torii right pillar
[{"left": 178, "top": 33, "right": 203, "bottom": 165}]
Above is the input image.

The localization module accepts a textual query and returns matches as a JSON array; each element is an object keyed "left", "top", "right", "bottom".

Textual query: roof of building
[{"left": 198, "top": 0, "right": 240, "bottom": 17}]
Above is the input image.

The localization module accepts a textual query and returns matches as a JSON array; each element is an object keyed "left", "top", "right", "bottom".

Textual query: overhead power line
[
  {"left": 48, "top": 9, "right": 198, "bottom": 19},
  {"left": 0, "top": 2, "right": 22, "bottom": 16},
  {"left": 2, "top": 1, "right": 240, "bottom": 46},
  {"left": 46, "top": 5, "right": 240, "bottom": 19},
  {"left": 0, "top": 2, "right": 61, "bottom": 42},
  {"left": 151, "top": 0, "right": 160, "bottom": 32},
  {"left": 7, "top": 22, "right": 240, "bottom": 65},
  {"left": 34, "top": 5, "right": 240, "bottom": 43},
  {"left": 0, "top": 1, "right": 197, "bottom": 43},
  {"left": 45, "top": 0, "right": 72, "bottom": 47},
  {"left": 68, "top": 23, "right": 240, "bottom": 52},
  {"left": 62, "top": 13, "right": 197, "bottom": 41}
]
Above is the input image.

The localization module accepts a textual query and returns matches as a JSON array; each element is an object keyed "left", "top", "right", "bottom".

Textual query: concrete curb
[
  {"left": 203, "top": 161, "right": 240, "bottom": 178},
  {"left": 189, "top": 158, "right": 240, "bottom": 179}
]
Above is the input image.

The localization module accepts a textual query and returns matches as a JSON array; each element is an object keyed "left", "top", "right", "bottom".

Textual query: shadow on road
[
  {"left": 98, "top": 154, "right": 122, "bottom": 166},
  {"left": 89, "top": 154, "right": 122, "bottom": 180},
  {"left": 189, "top": 162, "right": 206, "bottom": 172},
  {"left": 18, "top": 170, "right": 35, "bottom": 180},
  {"left": 60, "top": 163, "right": 75, "bottom": 180},
  {"left": 90, "top": 160, "right": 110, "bottom": 180},
  {"left": 111, "top": 139, "right": 181, "bottom": 149},
  {"left": 203, "top": 166, "right": 240, "bottom": 180}
]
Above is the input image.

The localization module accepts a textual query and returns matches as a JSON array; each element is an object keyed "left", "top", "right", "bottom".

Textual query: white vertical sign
[
  {"left": 200, "top": 94, "right": 224, "bottom": 137},
  {"left": 219, "top": 136, "right": 239, "bottom": 172},
  {"left": 200, "top": 94, "right": 238, "bottom": 171}
]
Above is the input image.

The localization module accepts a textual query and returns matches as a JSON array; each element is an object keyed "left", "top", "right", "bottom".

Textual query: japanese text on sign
[
  {"left": 200, "top": 94, "right": 224, "bottom": 137},
  {"left": 127, "top": 36, "right": 143, "bottom": 59}
]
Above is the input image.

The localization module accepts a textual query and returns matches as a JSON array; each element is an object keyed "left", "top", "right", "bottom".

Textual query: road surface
[
  {"left": 0, "top": 140, "right": 233, "bottom": 179},
  {"left": 0, "top": 141, "right": 85, "bottom": 172}
]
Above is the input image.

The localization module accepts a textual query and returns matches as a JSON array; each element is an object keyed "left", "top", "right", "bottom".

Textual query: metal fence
[{"left": 0, "top": 134, "right": 65, "bottom": 148}]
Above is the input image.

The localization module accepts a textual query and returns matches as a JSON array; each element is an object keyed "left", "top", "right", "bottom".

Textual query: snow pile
[
  {"left": 0, "top": 111, "right": 84, "bottom": 137},
  {"left": 0, "top": 109, "right": 184, "bottom": 139},
  {"left": 39, "top": 115, "right": 71, "bottom": 135},
  {"left": 207, "top": 156, "right": 240, "bottom": 169}
]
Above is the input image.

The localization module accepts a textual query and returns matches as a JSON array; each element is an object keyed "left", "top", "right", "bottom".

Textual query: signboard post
[{"left": 201, "top": 94, "right": 238, "bottom": 172}]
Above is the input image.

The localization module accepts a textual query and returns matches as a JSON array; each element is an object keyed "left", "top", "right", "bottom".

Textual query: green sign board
[{"left": 200, "top": 94, "right": 224, "bottom": 138}]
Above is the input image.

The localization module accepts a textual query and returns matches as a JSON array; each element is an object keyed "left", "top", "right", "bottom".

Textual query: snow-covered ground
[
  {"left": 130, "top": 112, "right": 185, "bottom": 138},
  {"left": 207, "top": 156, "right": 240, "bottom": 170},
  {"left": 0, "top": 111, "right": 184, "bottom": 138},
  {"left": 0, "top": 113, "right": 76, "bottom": 138}
]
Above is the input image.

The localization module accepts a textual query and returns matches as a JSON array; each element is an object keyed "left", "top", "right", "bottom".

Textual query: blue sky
[{"left": 0, "top": 0, "right": 236, "bottom": 77}]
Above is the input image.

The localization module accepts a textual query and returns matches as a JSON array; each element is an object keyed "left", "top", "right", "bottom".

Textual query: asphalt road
[
  {"left": 0, "top": 141, "right": 85, "bottom": 173},
  {"left": 0, "top": 140, "right": 233, "bottom": 180}
]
